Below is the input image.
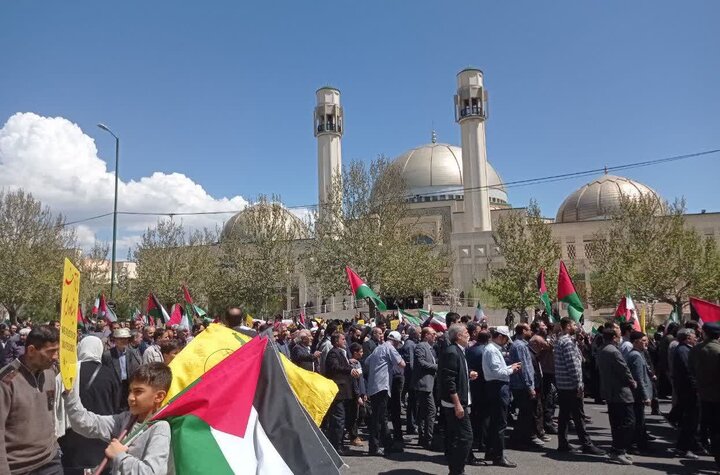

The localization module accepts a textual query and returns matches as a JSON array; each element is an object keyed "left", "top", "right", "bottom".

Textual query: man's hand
[
  {"left": 644, "top": 399, "right": 651, "bottom": 406},
  {"left": 313, "top": 351, "right": 321, "bottom": 359},
  {"left": 105, "top": 439, "right": 128, "bottom": 460},
  {"left": 577, "top": 387, "right": 584, "bottom": 398},
  {"left": 469, "top": 370, "right": 478, "bottom": 381},
  {"left": 510, "top": 363, "right": 521, "bottom": 373},
  {"left": 358, "top": 397, "right": 364, "bottom": 406},
  {"left": 629, "top": 380, "right": 637, "bottom": 389},
  {"left": 454, "top": 403, "right": 465, "bottom": 419},
  {"left": 350, "top": 369, "right": 360, "bottom": 378},
  {"left": 529, "top": 388, "right": 536, "bottom": 399}
]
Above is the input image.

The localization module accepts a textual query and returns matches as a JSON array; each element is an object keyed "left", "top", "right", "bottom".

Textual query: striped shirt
[{"left": 554, "top": 334, "right": 583, "bottom": 390}]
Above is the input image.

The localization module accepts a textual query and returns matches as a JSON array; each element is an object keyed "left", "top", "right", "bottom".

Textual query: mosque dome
[
  {"left": 222, "top": 202, "right": 309, "bottom": 241},
  {"left": 555, "top": 174, "right": 662, "bottom": 224},
  {"left": 392, "top": 142, "right": 508, "bottom": 207}
]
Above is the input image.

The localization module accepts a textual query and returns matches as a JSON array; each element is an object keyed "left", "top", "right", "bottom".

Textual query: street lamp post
[{"left": 97, "top": 123, "right": 120, "bottom": 300}]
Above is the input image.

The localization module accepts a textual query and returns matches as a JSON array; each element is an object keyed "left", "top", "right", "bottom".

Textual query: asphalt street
[{"left": 340, "top": 400, "right": 718, "bottom": 475}]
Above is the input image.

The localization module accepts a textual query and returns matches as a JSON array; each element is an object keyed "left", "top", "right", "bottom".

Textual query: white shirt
[{"left": 482, "top": 341, "right": 515, "bottom": 382}]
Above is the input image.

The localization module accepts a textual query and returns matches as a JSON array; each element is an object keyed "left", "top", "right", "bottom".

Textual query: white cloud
[{"left": 0, "top": 112, "right": 249, "bottom": 253}]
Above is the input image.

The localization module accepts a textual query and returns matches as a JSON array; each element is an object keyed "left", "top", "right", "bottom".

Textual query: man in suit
[
  {"left": 399, "top": 326, "right": 418, "bottom": 435},
  {"left": 324, "top": 332, "right": 360, "bottom": 455},
  {"left": 597, "top": 328, "right": 637, "bottom": 465},
  {"left": 439, "top": 324, "right": 478, "bottom": 475},
  {"left": 625, "top": 331, "right": 653, "bottom": 453},
  {"left": 413, "top": 326, "right": 438, "bottom": 449},
  {"left": 102, "top": 327, "right": 142, "bottom": 411},
  {"left": 690, "top": 322, "right": 720, "bottom": 469},
  {"left": 673, "top": 328, "right": 701, "bottom": 459}
]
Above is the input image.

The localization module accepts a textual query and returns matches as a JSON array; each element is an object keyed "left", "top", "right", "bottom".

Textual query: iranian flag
[
  {"left": 147, "top": 293, "right": 170, "bottom": 324},
  {"left": 398, "top": 308, "right": 421, "bottom": 326},
  {"left": 92, "top": 294, "right": 100, "bottom": 316},
  {"left": 345, "top": 266, "right": 387, "bottom": 311},
  {"left": 557, "top": 261, "right": 583, "bottom": 322},
  {"left": 419, "top": 309, "right": 447, "bottom": 331},
  {"left": 98, "top": 293, "right": 117, "bottom": 323},
  {"left": 152, "top": 336, "right": 344, "bottom": 474},
  {"left": 537, "top": 269, "right": 555, "bottom": 322},
  {"left": 690, "top": 297, "right": 720, "bottom": 325},
  {"left": 474, "top": 302, "right": 486, "bottom": 322},
  {"left": 77, "top": 305, "right": 86, "bottom": 328},
  {"left": 614, "top": 292, "right": 641, "bottom": 331}
]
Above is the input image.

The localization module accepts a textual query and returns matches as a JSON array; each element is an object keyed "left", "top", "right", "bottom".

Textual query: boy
[
  {"left": 63, "top": 362, "right": 172, "bottom": 474},
  {"left": 348, "top": 342, "right": 367, "bottom": 446}
]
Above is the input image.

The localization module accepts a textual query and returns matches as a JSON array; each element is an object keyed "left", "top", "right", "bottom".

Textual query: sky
[{"left": 1, "top": 1, "right": 718, "bottom": 252}]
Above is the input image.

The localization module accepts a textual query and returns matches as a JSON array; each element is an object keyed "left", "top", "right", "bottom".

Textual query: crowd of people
[{"left": 1, "top": 308, "right": 719, "bottom": 475}]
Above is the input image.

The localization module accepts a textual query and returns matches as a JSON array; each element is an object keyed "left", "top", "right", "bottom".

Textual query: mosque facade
[{"left": 224, "top": 68, "right": 720, "bottom": 317}]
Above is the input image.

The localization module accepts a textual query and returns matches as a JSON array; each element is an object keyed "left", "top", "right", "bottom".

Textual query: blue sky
[{"left": 1, "top": 0, "right": 718, "bottom": 242}]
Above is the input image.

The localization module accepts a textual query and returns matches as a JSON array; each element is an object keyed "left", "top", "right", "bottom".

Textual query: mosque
[{"left": 222, "top": 68, "right": 720, "bottom": 316}]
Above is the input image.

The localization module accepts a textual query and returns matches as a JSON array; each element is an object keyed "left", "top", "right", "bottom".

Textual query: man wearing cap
[
  {"left": 365, "top": 330, "right": 405, "bottom": 456},
  {"left": 625, "top": 331, "right": 653, "bottom": 453},
  {"left": 673, "top": 328, "right": 701, "bottom": 459},
  {"left": 102, "top": 327, "right": 142, "bottom": 410},
  {"left": 690, "top": 322, "right": 720, "bottom": 468},
  {"left": 482, "top": 326, "right": 521, "bottom": 468}
]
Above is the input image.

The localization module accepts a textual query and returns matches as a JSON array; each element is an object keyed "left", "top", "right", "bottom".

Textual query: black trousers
[
  {"left": 443, "top": 406, "right": 473, "bottom": 475},
  {"left": 510, "top": 389, "right": 535, "bottom": 443},
  {"left": 390, "top": 375, "right": 404, "bottom": 441},
  {"left": 406, "top": 387, "right": 417, "bottom": 432},
  {"left": 701, "top": 401, "right": 720, "bottom": 464},
  {"left": 632, "top": 401, "right": 648, "bottom": 449},
  {"left": 607, "top": 402, "right": 635, "bottom": 454},
  {"left": 345, "top": 398, "right": 359, "bottom": 440},
  {"left": 416, "top": 390, "right": 436, "bottom": 443},
  {"left": 542, "top": 374, "right": 557, "bottom": 429},
  {"left": 326, "top": 398, "right": 347, "bottom": 449},
  {"left": 676, "top": 392, "right": 700, "bottom": 452},
  {"left": 485, "top": 380, "right": 510, "bottom": 462},
  {"left": 369, "top": 391, "right": 390, "bottom": 452},
  {"left": 532, "top": 386, "right": 545, "bottom": 437},
  {"left": 557, "top": 389, "right": 592, "bottom": 448},
  {"left": 470, "top": 384, "right": 488, "bottom": 449}
]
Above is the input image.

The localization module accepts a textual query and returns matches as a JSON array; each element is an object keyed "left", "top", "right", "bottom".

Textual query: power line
[{"left": 60, "top": 147, "right": 720, "bottom": 224}]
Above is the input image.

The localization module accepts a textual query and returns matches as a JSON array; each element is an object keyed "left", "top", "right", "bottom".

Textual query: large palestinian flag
[
  {"left": 98, "top": 293, "right": 117, "bottom": 323},
  {"left": 614, "top": 291, "right": 641, "bottom": 331},
  {"left": 690, "top": 296, "right": 720, "bottom": 324},
  {"left": 146, "top": 292, "right": 170, "bottom": 324},
  {"left": 537, "top": 269, "right": 555, "bottom": 322},
  {"left": 345, "top": 266, "right": 387, "bottom": 311},
  {"left": 557, "top": 261, "right": 583, "bottom": 322},
  {"left": 153, "top": 336, "right": 343, "bottom": 474}
]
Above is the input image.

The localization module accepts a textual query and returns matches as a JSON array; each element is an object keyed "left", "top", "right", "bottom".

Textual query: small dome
[
  {"left": 555, "top": 174, "right": 662, "bottom": 223},
  {"left": 222, "top": 203, "right": 308, "bottom": 241},
  {"left": 392, "top": 142, "right": 508, "bottom": 206}
]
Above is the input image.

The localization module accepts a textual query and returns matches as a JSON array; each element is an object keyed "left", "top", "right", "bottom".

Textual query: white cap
[
  {"left": 387, "top": 331, "right": 402, "bottom": 342},
  {"left": 494, "top": 326, "right": 511, "bottom": 338},
  {"left": 113, "top": 328, "right": 131, "bottom": 339}
]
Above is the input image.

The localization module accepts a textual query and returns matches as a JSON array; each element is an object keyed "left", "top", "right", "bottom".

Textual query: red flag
[
  {"left": 77, "top": 306, "right": 85, "bottom": 325},
  {"left": 690, "top": 297, "right": 720, "bottom": 324},
  {"left": 182, "top": 285, "right": 193, "bottom": 304}
]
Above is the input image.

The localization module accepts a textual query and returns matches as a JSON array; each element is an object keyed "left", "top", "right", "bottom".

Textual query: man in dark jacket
[
  {"left": 597, "top": 328, "right": 637, "bottom": 465},
  {"left": 399, "top": 326, "right": 418, "bottom": 435},
  {"left": 673, "top": 328, "right": 701, "bottom": 459},
  {"left": 412, "top": 327, "right": 438, "bottom": 449},
  {"left": 324, "top": 332, "right": 360, "bottom": 454},
  {"left": 625, "top": 331, "right": 653, "bottom": 453},
  {"left": 690, "top": 322, "right": 720, "bottom": 469},
  {"left": 439, "top": 324, "right": 478, "bottom": 475},
  {"left": 291, "top": 329, "right": 320, "bottom": 371},
  {"left": 101, "top": 328, "right": 142, "bottom": 411}
]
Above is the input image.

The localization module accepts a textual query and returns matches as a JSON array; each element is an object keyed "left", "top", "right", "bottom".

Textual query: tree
[
  {"left": 304, "top": 156, "right": 450, "bottom": 301},
  {"left": 587, "top": 195, "right": 720, "bottom": 313},
  {"left": 208, "top": 195, "right": 300, "bottom": 317},
  {"left": 77, "top": 239, "right": 111, "bottom": 311},
  {"left": 0, "top": 190, "right": 75, "bottom": 323},
  {"left": 133, "top": 219, "right": 217, "bottom": 310},
  {"left": 478, "top": 200, "right": 561, "bottom": 321}
]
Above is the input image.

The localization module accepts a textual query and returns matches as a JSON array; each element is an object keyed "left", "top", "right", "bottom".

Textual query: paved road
[{"left": 340, "top": 400, "right": 718, "bottom": 475}]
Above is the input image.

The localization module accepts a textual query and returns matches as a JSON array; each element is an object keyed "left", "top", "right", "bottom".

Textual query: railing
[{"left": 283, "top": 298, "right": 369, "bottom": 319}]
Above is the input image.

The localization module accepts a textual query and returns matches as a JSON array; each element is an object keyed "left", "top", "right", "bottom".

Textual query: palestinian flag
[
  {"left": 537, "top": 270, "right": 555, "bottom": 323},
  {"left": 147, "top": 293, "right": 170, "bottom": 324},
  {"left": 667, "top": 307, "right": 681, "bottom": 324},
  {"left": 169, "top": 304, "right": 191, "bottom": 329},
  {"left": 398, "top": 308, "right": 421, "bottom": 326},
  {"left": 614, "top": 292, "right": 641, "bottom": 331},
  {"left": 77, "top": 305, "right": 86, "bottom": 329},
  {"left": 557, "top": 261, "right": 583, "bottom": 322},
  {"left": 298, "top": 309, "right": 306, "bottom": 327},
  {"left": 474, "top": 302, "right": 486, "bottom": 323},
  {"left": 690, "top": 297, "right": 720, "bottom": 325},
  {"left": 98, "top": 293, "right": 117, "bottom": 323},
  {"left": 153, "top": 336, "right": 343, "bottom": 474},
  {"left": 345, "top": 266, "right": 387, "bottom": 311}
]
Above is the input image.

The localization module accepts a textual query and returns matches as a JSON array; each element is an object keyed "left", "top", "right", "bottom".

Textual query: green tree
[
  {"left": 209, "top": 195, "right": 300, "bottom": 317},
  {"left": 478, "top": 200, "right": 561, "bottom": 321},
  {"left": 304, "top": 157, "right": 449, "bottom": 301},
  {"left": 587, "top": 195, "right": 720, "bottom": 312},
  {"left": 133, "top": 219, "right": 217, "bottom": 310},
  {"left": 0, "top": 190, "right": 75, "bottom": 323}
]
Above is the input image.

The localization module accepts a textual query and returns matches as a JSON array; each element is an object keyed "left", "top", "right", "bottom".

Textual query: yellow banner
[
  {"left": 640, "top": 303, "right": 647, "bottom": 334},
  {"left": 60, "top": 258, "right": 81, "bottom": 390}
]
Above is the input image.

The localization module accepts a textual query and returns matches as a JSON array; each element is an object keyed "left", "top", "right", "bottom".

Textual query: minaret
[
  {"left": 455, "top": 68, "right": 491, "bottom": 232},
  {"left": 314, "top": 87, "right": 343, "bottom": 220}
]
